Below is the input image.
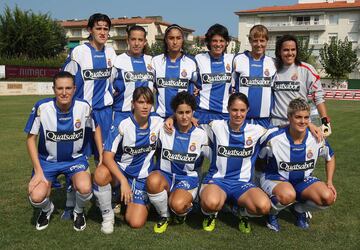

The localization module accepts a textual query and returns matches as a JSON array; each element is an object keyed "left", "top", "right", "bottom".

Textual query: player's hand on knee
[
  {"left": 120, "top": 182, "right": 133, "bottom": 205},
  {"left": 28, "top": 173, "right": 48, "bottom": 194},
  {"left": 327, "top": 182, "right": 337, "bottom": 202}
]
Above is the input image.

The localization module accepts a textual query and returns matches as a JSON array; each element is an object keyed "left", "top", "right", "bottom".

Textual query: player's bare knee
[
  {"left": 146, "top": 172, "right": 165, "bottom": 193},
  {"left": 255, "top": 199, "right": 271, "bottom": 215},
  {"left": 276, "top": 191, "right": 296, "bottom": 205},
  {"left": 94, "top": 165, "right": 111, "bottom": 186},
  {"left": 321, "top": 190, "right": 335, "bottom": 206},
  {"left": 126, "top": 215, "right": 146, "bottom": 229},
  {"left": 170, "top": 199, "right": 189, "bottom": 215},
  {"left": 202, "top": 196, "right": 222, "bottom": 212}
]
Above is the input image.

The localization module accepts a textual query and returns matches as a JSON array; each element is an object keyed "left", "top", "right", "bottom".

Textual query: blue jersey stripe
[
  {"left": 288, "top": 129, "right": 308, "bottom": 182},
  {"left": 56, "top": 108, "right": 74, "bottom": 162},
  {"left": 209, "top": 56, "right": 226, "bottom": 112},
  {"left": 90, "top": 45, "right": 108, "bottom": 108}
]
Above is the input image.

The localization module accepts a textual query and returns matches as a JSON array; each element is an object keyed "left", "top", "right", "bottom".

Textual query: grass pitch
[{"left": 0, "top": 96, "right": 359, "bottom": 249}]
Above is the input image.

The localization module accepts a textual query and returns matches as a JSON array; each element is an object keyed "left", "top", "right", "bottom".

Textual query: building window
[
  {"left": 348, "top": 32, "right": 358, "bottom": 43},
  {"left": 329, "top": 14, "right": 338, "bottom": 25},
  {"left": 72, "top": 29, "right": 82, "bottom": 37},
  {"left": 313, "top": 16, "right": 320, "bottom": 25},
  {"left": 116, "top": 27, "right": 127, "bottom": 36},
  {"left": 328, "top": 33, "right": 338, "bottom": 42},
  {"left": 295, "top": 16, "right": 310, "bottom": 25},
  {"left": 312, "top": 34, "right": 319, "bottom": 44}
]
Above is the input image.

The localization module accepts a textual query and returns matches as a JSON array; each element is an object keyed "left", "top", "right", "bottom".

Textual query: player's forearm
[
  {"left": 325, "top": 156, "right": 336, "bottom": 185},
  {"left": 94, "top": 126, "right": 103, "bottom": 158},
  {"left": 26, "top": 134, "right": 43, "bottom": 175},
  {"left": 316, "top": 102, "right": 328, "bottom": 119},
  {"left": 103, "top": 151, "right": 127, "bottom": 185}
]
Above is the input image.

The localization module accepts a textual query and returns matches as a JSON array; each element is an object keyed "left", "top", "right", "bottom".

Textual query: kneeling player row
[{"left": 25, "top": 73, "right": 336, "bottom": 233}]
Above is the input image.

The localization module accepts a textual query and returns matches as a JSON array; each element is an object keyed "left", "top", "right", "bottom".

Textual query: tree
[
  {"left": 320, "top": 37, "right": 359, "bottom": 84},
  {"left": 0, "top": 6, "right": 66, "bottom": 59},
  {"left": 297, "top": 37, "right": 315, "bottom": 65},
  {"left": 148, "top": 40, "right": 164, "bottom": 56},
  {"left": 231, "top": 40, "right": 240, "bottom": 54}
]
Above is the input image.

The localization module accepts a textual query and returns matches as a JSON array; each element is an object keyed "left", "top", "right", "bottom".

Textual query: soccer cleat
[
  {"left": 290, "top": 207, "right": 309, "bottom": 229},
  {"left": 266, "top": 214, "right": 280, "bottom": 232},
  {"left": 36, "top": 203, "right": 54, "bottom": 231},
  {"left": 238, "top": 216, "right": 251, "bottom": 234},
  {"left": 154, "top": 217, "right": 170, "bottom": 233},
  {"left": 101, "top": 218, "right": 114, "bottom": 234},
  {"left": 173, "top": 214, "right": 186, "bottom": 224},
  {"left": 73, "top": 211, "right": 86, "bottom": 231},
  {"left": 60, "top": 206, "right": 74, "bottom": 220},
  {"left": 202, "top": 215, "right": 216, "bottom": 232}
]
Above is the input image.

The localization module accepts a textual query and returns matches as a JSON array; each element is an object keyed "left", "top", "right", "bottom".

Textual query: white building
[
  {"left": 60, "top": 16, "right": 194, "bottom": 53},
  {"left": 235, "top": 0, "right": 360, "bottom": 78}
]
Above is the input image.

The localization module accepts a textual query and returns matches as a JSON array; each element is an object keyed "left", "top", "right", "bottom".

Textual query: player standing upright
[
  {"left": 25, "top": 72, "right": 102, "bottom": 231},
  {"left": 194, "top": 24, "right": 233, "bottom": 124},
  {"left": 233, "top": 25, "right": 276, "bottom": 128},
  {"left": 62, "top": 13, "right": 116, "bottom": 217},
  {"left": 151, "top": 24, "right": 197, "bottom": 118},
  {"left": 112, "top": 25, "right": 154, "bottom": 125}
]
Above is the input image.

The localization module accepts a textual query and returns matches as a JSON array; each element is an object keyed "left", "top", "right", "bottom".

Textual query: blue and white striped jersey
[
  {"left": 112, "top": 53, "right": 154, "bottom": 112},
  {"left": 259, "top": 127, "right": 334, "bottom": 182},
  {"left": 62, "top": 43, "right": 117, "bottom": 110},
  {"left": 104, "top": 114, "right": 163, "bottom": 179},
  {"left": 195, "top": 52, "right": 234, "bottom": 114},
  {"left": 157, "top": 126, "right": 208, "bottom": 177},
  {"left": 151, "top": 54, "right": 197, "bottom": 118},
  {"left": 203, "top": 120, "right": 267, "bottom": 182},
  {"left": 24, "top": 98, "right": 95, "bottom": 165},
  {"left": 233, "top": 51, "right": 276, "bottom": 119}
]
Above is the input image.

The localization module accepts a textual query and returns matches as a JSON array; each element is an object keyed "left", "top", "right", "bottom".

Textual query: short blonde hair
[
  {"left": 249, "top": 25, "right": 269, "bottom": 41},
  {"left": 287, "top": 98, "right": 310, "bottom": 117}
]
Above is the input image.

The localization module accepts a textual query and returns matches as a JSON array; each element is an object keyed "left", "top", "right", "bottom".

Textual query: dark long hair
[
  {"left": 163, "top": 24, "right": 186, "bottom": 58},
  {"left": 275, "top": 34, "right": 301, "bottom": 71}
]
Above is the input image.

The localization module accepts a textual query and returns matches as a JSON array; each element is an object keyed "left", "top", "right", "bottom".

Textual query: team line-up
[{"left": 25, "top": 13, "right": 336, "bottom": 234}]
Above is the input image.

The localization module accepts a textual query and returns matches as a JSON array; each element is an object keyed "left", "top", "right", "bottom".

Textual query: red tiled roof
[
  {"left": 60, "top": 17, "right": 194, "bottom": 32},
  {"left": 235, "top": 0, "right": 360, "bottom": 14}
]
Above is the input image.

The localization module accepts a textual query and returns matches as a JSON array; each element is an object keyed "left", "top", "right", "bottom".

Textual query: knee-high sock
[
  {"left": 201, "top": 207, "right": 218, "bottom": 217},
  {"left": 65, "top": 186, "right": 76, "bottom": 208},
  {"left": 148, "top": 190, "right": 170, "bottom": 218},
  {"left": 93, "top": 183, "right": 114, "bottom": 221},
  {"left": 74, "top": 191, "right": 92, "bottom": 213},
  {"left": 239, "top": 207, "right": 263, "bottom": 218},
  {"left": 270, "top": 196, "right": 291, "bottom": 215},
  {"left": 29, "top": 196, "right": 52, "bottom": 212},
  {"left": 294, "top": 200, "right": 329, "bottom": 213}
]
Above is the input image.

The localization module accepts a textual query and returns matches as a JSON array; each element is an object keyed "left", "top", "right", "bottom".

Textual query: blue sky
[{"left": 0, "top": 0, "right": 297, "bottom": 36}]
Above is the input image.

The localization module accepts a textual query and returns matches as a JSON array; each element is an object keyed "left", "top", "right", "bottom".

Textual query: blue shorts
[
  {"left": 264, "top": 173, "right": 320, "bottom": 201},
  {"left": 34, "top": 158, "right": 89, "bottom": 183},
  {"left": 92, "top": 106, "right": 113, "bottom": 159},
  {"left": 246, "top": 117, "right": 272, "bottom": 129},
  {"left": 118, "top": 168, "right": 149, "bottom": 206},
  {"left": 202, "top": 176, "right": 256, "bottom": 204},
  {"left": 195, "top": 109, "right": 229, "bottom": 124},
  {"left": 160, "top": 170, "right": 199, "bottom": 192}
]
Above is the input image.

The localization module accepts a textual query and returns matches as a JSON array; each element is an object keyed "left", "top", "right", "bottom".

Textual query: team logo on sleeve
[
  {"left": 181, "top": 69, "right": 187, "bottom": 77},
  {"left": 307, "top": 150, "right": 313, "bottom": 159},
  {"left": 147, "top": 64, "right": 153, "bottom": 71},
  {"left": 37, "top": 107, "right": 41, "bottom": 116},
  {"left": 107, "top": 59, "right": 112, "bottom": 67},
  {"left": 189, "top": 143, "right": 196, "bottom": 152},
  {"left": 75, "top": 119, "right": 81, "bottom": 129},
  {"left": 226, "top": 63, "right": 231, "bottom": 71},
  {"left": 291, "top": 73, "right": 298, "bottom": 81},
  {"left": 150, "top": 133, "right": 157, "bottom": 142},
  {"left": 246, "top": 137, "right": 253, "bottom": 146},
  {"left": 264, "top": 69, "right": 270, "bottom": 77}
]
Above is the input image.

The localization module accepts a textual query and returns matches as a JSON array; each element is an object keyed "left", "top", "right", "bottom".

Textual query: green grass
[{"left": 0, "top": 97, "right": 359, "bottom": 249}]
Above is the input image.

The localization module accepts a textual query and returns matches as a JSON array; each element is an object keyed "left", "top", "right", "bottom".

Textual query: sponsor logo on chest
[
  {"left": 279, "top": 159, "right": 315, "bottom": 172},
  {"left": 124, "top": 71, "right": 154, "bottom": 83},
  {"left": 217, "top": 145, "right": 253, "bottom": 158},
  {"left": 83, "top": 68, "right": 111, "bottom": 80},
  {"left": 202, "top": 73, "right": 231, "bottom": 84},
  {"left": 156, "top": 78, "right": 188, "bottom": 89},
  {"left": 123, "top": 144, "right": 156, "bottom": 155},
  {"left": 273, "top": 81, "right": 300, "bottom": 91},
  {"left": 46, "top": 129, "right": 83, "bottom": 142},
  {"left": 162, "top": 149, "right": 197, "bottom": 163},
  {"left": 240, "top": 77, "right": 271, "bottom": 87}
]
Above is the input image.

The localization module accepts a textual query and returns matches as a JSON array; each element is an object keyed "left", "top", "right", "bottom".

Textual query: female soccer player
[
  {"left": 233, "top": 25, "right": 276, "bottom": 128},
  {"left": 200, "top": 93, "right": 271, "bottom": 234},
  {"left": 194, "top": 24, "right": 233, "bottom": 124},
  {"left": 272, "top": 34, "right": 331, "bottom": 136},
  {"left": 93, "top": 87, "right": 163, "bottom": 234},
  {"left": 258, "top": 98, "right": 336, "bottom": 231},
  {"left": 151, "top": 24, "right": 197, "bottom": 118},
  {"left": 112, "top": 25, "right": 154, "bottom": 125},
  {"left": 25, "top": 71, "right": 102, "bottom": 231},
  {"left": 146, "top": 92, "right": 208, "bottom": 233}
]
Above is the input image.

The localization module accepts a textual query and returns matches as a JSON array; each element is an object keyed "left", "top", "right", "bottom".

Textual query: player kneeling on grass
[
  {"left": 258, "top": 98, "right": 336, "bottom": 232},
  {"left": 200, "top": 93, "right": 271, "bottom": 233},
  {"left": 93, "top": 87, "right": 163, "bottom": 234},
  {"left": 147, "top": 92, "right": 208, "bottom": 233},
  {"left": 25, "top": 71, "right": 102, "bottom": 231}
]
